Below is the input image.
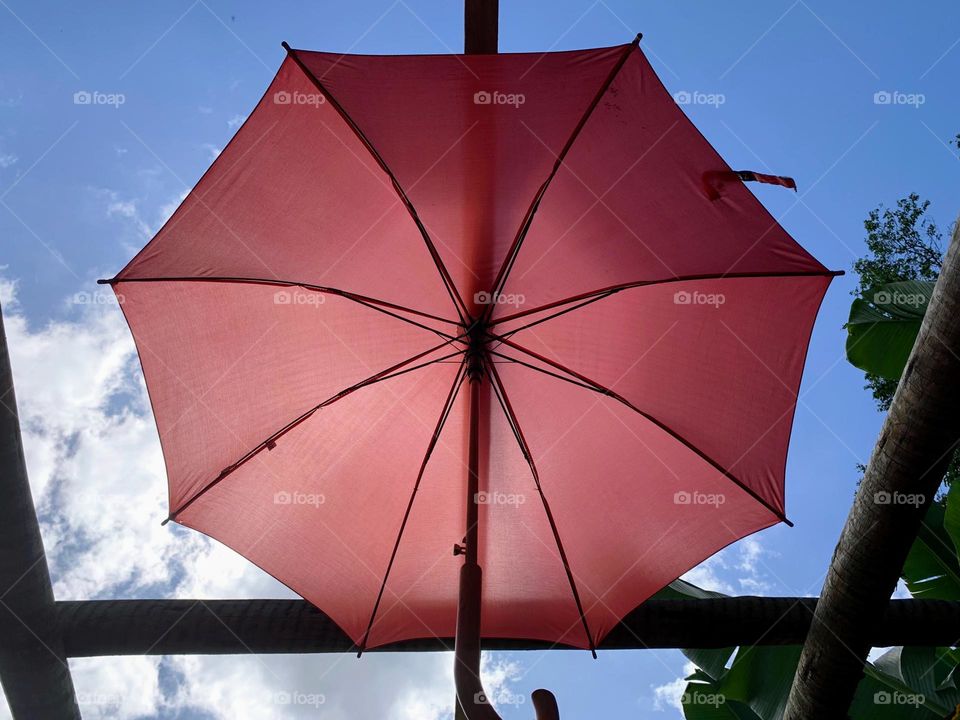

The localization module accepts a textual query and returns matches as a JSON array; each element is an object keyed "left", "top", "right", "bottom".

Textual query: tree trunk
[{"left": 784, "top": 218, "right": 960, "bottom": 719}]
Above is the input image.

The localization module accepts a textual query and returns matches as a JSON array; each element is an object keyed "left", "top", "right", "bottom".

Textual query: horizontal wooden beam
[{"left": 57, "top": 596, "right": 960, "bottom": 657}]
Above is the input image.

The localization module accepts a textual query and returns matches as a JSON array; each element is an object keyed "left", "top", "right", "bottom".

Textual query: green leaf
[
  {"left": 851, "top": 666, "right": 945, "bottom": 719},
  {"left": 718, "top": 646, "right": 802, "bottom": 720},
  {"left": 902, "top": 501, "right": 960, "bottom": 600},
  {"left": 845, "top": 280, "right": 934, "bottom": 379},
  {"left": 943, "top": 482, "right": 960, "bottom": 559},
  {"left": 681, "top": 682, "right": 761, "bottom": 720}
]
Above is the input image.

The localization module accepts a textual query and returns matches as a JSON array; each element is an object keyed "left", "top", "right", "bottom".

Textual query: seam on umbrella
[
  {"left": 487, "top": 361, "right": 598, "bottom": 657},
  {"left": 101, "top": 276, "right": 463, "bottom": 342},
  {"left": 281, "top": 42, "right": 470, "bottom": 325},
  {"left": 489, "top": 269, "right": 846, "bottom": 329},
  {"left": 487, "top": 333, "right": 792, "bottom": 527},
  {"left": 164, "top": 339, "right": 468, "bottom": 524},
  {"left": 357, "top": 357, "right": 469, "bottom": 655},
  {"left": 480, "top": 34, "right": 643, "bottom": 326}
]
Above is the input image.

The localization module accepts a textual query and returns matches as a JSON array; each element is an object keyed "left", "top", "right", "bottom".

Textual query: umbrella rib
[
  {"left": 487, "top": 333, "right": 793, "bottom": 527},
  {"left": 486, "top": 361, "right": 598, "bottom": 657},
  {"left": 489, "top": 269, "right": 845, "bottom": 330},
  {"left": 164, "top": 339, "right": 468, "bottom": 524},
  {"left": 480, "top": 34, "right": 642, "bottom": 326},
  {"left": 101, "top": 275, "right": 462, "bottom": 342},
  {"left": 356, "top": 357, "right": 469, "bottom": 656},
  {"left": 281, "top": 43, "right": 470, "bottom": 325}
]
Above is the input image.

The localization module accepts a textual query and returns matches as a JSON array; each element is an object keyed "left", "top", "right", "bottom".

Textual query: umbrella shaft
[{"left": 465, "top": 375, "right": 481, "bottom": 566}]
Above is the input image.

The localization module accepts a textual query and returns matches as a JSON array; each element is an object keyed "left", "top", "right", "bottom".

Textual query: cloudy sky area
[{"left": 1, "top": 0, "right": 959, "bottom": 717}]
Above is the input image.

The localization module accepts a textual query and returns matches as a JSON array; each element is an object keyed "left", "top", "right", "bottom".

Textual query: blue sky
[{"left": 1, "top": 0, "right": 959, "bottom": 718}]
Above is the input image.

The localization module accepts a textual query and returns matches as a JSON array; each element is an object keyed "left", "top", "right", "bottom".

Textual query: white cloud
[
  {"left": 202, "top": 143, "right": 222, "bottom": 161},
  {"left": 0, "top": 153, "right": 17, "bottom": 169},
  {"left": 681, "top": 536, "right": 777, "bottom": 596},
  {"left": 0, "top": 279, "right": 526, "bottom": 719},
  {"left": 227, "top": 114, "right": 247, "bottom": 129},
  {"left": 652, "top": 661, "right": 696, "bottom": 715}
]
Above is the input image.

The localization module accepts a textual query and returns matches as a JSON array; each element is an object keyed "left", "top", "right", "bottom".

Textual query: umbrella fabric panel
[
  {"left": 494, "top": 274, "right": 832, "bottom": 516},
  {"left": 494, "top": 363, "right": 779, "bottom": 644},
  {"left": 116, "top": 56, "right": 453, "bottom": 320},
  {"left": 495, "top": 49, "right": 828, "bottom": 315},
  {"left": 363, "top": 383, "right": 590, "bottom": 649},
  {"left": 295, "top": 45, "right": 627, "bottom": 316},
  {"left": 177, "top": 359, "right": 463, "bottom": 646},
  {"left": 116, "top": 280, "right": 448, "bottom": 513}
]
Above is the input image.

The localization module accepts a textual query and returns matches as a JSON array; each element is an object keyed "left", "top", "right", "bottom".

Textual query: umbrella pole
[{"left": 453, "top": 340, "right": 560, "bottom": 720}]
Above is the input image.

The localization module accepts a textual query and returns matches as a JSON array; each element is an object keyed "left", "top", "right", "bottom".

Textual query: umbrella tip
[
  {"left": 96, "top": 278, "right": 112, "bottom": 285},
  {"left": 160, "top": 516, "right": 171, "bottom": 526},
  {"left": 281, "top": 41, "right": 292, "bottom": 52},
  {"left": 783, "top": 516, "right": 795, "bottom": 528},
  {"left": 633, "top": 32, "right": 643, "bottom": 45}
]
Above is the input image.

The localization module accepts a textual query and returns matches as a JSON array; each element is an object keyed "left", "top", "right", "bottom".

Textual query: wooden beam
[
  {"left": 0, "top": 304, "right": 80, "bottom": 719},
  {"left": 56, "top": 596, "right": 960, "bottom": 657},
  {"left": 465, "top": 0, "right": 498, "bottom": 54},
  {"left": 784, "top": 219, "right": 960, "bottom": 718}
]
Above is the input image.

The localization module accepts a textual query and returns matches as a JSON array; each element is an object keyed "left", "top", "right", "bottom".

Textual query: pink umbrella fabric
[{"left": 106, "top": 39, "right": 836, "bottom": 652}]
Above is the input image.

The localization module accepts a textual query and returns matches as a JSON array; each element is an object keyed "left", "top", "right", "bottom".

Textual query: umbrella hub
[{"left": 464, "top": 321, "right": 489, "bottom": 382}]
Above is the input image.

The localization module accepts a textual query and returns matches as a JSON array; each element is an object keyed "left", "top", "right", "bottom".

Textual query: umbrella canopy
[{"left": 107, "top": 39, "right": 836, "bottom": 653}]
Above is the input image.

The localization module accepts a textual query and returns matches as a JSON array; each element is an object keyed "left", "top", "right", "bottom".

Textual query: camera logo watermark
[
  {"left": 873, "top": 90, "right": 924, "bottom": 108},
  {"left": 674, "top": 491, "right": 726, "bottom": 508},
  {"left": 74, "top": 90, "right": 125, "bottom": 108},
  {"left": 274, "top": 90, "right": 326, "bottom": 107},
  {"left": 274, "top": 490, "right": 325, "bottom": 508},
  {"left": 474, "top": 291, "right": 525, "bottom": 308},
  {"left": 674, "top": 290, "right": 725, "bottom": 308},
  {"left": 474, "top": 690, "right": 525, "bottom": 706},
  {"left": 475, "top": 491, "right": 526, "bottom": 507},
  {"left": 274, "top": 289, "right": 325, "bottom": 307},
  {"left": 474, "top": 90, "right": 525, "bottom": 108},
  {"left": 873, "top": 290, "right": 927, "bottom": 307},
  {"left": 673, "top": 90, "right": 725, "bottom": 108},
  {"left": 873, "top": 690, "right": 924, "bottom": 707},
  {"left": 874, "top": 491, "right": 924, "bottom": 508},
  {"left": 272, "top": 691, "right": 326, "bottom": 708}
]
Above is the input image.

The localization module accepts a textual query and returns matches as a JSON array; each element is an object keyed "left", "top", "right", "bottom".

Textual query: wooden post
[
  {"left": 784, "top": 218, "right": 960, "bottom": 718},
  {"left": 0, "top": 304, "right": 80, "bottom": 719},
  {"left": 465, "top": 0, "right": 498, "bottom": 54}
]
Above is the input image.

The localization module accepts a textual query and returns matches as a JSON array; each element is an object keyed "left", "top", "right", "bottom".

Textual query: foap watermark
[
  {"left": 681, "top": 692, "right": 727, "bottom": 708},
  {"left": 274, "top": 490, "right": 325, "bottom": 508},
  {"left": 673, "top": 90, "right": 725, "bottom": 108},
  {"left": 274, "top": 289, "right": 325, "bottom": 307},
  {"left": 874, "top": 690, "right": 924, "bottom": 707},
  {"left": 874, "top": 491, "right": 925, "bottom": 508},
  {"left": 73, "top": 290, "right": 124, "bottom": 306},
  {"left": 475, "top": 491, "right": 526, "bottom": 507},
  {"left": 473, "top": 90, "right": 525, "bottom": 108},
  {"left": 474, "top": 691, "right": 525, "bottom": 707},
  {"left": 73, "top": 90, "right": 125, "bottom": 108},
  {"left": 873, "top": 289, "right": 927, "bottom": 307},
  {"left": 76, "top": 692, "right": 122, "bottom": 708},
  {"left": 474, "top": 290, "right": 525, "bottom": 308},
  {"left": 674, "top": 490, "right": 726, "bottom": 508},
  {"left": 272, "top": 690, "right": 326, "bottom": 708},
  {"left": 674, "top": 290, "right": 725, "bottom": 308},
  {"left": 873, "top": 90, "right": 925, "bottom": 108},
  {"left": 274, "top": 90, "right": 326, "bottom": 107}
]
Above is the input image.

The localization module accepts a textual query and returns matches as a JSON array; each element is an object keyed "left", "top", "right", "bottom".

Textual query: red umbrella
[{"left": 103, "top": 35, "right": 837, "bottom": 718}]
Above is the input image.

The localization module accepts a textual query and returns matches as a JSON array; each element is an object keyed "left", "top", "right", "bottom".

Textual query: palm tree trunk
[{"left": 784, "top": 217, "right": 960, "bottom": 719}]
